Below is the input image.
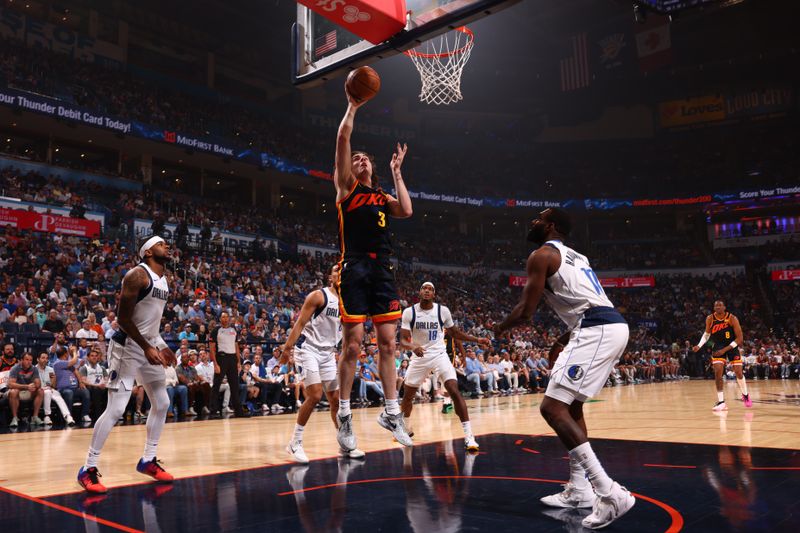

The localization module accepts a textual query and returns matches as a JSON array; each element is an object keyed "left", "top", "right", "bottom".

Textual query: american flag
[
  {"left": 560, "top": 33, "right": 590, "bottom": 92},
  {"left": 315, "top": 30, "right": 337, "bottom": 57}
]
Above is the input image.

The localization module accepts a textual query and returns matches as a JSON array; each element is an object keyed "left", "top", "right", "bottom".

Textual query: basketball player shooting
[
  {"left": 493, "top": 208, "right": 635, "bottom": 530},
  {"left": 333, "top": 75, "right": 414, "bottom": 452},
  {"left": 281, "top": 264, "right": 365, "bottom": 463},
  {"left": 692, "top": 300, "right": 750, "bottom": 411},
  {"left": 399, "top": 281, "right": 490, "bottom": 452},
  {"left": 78, "top": 235, "right": 176, "bottom": 493}
]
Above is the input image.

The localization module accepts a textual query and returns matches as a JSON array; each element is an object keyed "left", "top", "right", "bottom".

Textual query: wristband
[{"left": 729, "top": 341, "right": 738, "bottom": 349}]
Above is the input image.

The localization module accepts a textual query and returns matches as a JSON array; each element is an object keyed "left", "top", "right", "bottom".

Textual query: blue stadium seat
[{"left": 2, "top": 322, "right": 19, "bottom": 334}]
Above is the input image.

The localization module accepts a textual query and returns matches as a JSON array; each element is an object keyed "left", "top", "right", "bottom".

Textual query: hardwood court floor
[{"left": 1, "top": 379, "right": 797, "bottom": 500}]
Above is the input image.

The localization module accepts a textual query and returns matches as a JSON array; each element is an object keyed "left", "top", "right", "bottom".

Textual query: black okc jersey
[
  {"left": 709, "top": 312, "right": 735, "bottom": 347},
  {"left": 336, "top": 181, "right": 401, "bottom": 324},
  {"left": 337, "top": 182, "right": 393, "bottom": 259}
]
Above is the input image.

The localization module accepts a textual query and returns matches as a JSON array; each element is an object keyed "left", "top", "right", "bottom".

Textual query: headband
[
  {"left": 421, "top": 281, "right": 435, "bottom": 290},
  {"left": 139, "top": 236, "right": 165, "bottom": 259}
]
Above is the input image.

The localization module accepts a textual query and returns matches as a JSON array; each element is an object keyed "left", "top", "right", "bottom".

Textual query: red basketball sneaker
[
  {"left": 136, "top": 458, "right": 174, "bottom": 482},
  {"left": 77, "top": 466, "right": 108, "bottom": 494}
]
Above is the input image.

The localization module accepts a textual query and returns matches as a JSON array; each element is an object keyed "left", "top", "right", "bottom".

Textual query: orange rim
[{"left": 403, "top": 26, "right": 474, "bottom": 59}]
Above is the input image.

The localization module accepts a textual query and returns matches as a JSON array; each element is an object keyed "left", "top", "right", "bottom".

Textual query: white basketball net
[{"left": 404, "top": 26, "right": 474, "bottom": 105}]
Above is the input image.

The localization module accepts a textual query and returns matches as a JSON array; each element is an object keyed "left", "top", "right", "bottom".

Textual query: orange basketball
[{"left": 346, "top": 66, "right": 381, "bottom": 103}]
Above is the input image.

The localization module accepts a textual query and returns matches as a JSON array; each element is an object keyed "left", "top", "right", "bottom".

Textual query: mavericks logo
[{"left": 567, "top": 365, "right": 585, "bottom": 381}]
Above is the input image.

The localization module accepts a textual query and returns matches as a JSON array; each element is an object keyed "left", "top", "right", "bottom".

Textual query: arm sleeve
[
  {"left": 400, "top": 308, "right": 412, "bottom": 331},
  {"left": 153, "top": 336, "right": 168, "bottom": 350},
  {"left": 442, "top": 306, "right": 454, "bottom": 329},
  {"left": 697, "top": 332, "right": 710, "bottom": 347}
]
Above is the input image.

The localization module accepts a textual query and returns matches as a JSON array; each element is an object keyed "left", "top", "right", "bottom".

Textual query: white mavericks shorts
[
  {"left": 296, "top": 345, "right": 338, "bottom": 391},
  {"left": 546, "top": 322, "right": 629, "bottom": 404},
  {"left": 405, "top": 351, "right": 457, "bottom": 388},
  {"left": 106, "top": 336, "right": 166, "bottom": 391}
]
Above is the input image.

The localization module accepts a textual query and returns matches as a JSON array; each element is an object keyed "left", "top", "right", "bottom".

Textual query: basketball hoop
[{"left": 404, "top": 26, "right": 474, "bottom": 105}]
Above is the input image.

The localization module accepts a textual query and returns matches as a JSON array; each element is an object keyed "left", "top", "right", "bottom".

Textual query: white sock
[
  {"left": 444, "top": 396, "right": 452, "bottom": 405},
  {"left": 293, "top": 423, "right": 305, "bottom": 444},
  {"left": 717, "top": 391, "right": 725, "bottom": 403},
  {"left": 569, "top": 456, "right": 590, "bottom": 489},
  {"left": 142, "top": 440, "right": 158, "bottom": 462},
  {"left": 461, "top": 421, "right": 472, "bottom": 438},
  {"left": 85, "top": 447, "right": 101, "bottom": 469},
  {"left": 385, "top": 398, "right": 400, "bottom": 416},
  {"left": 338, "top": 399, "right": 351, "bottom": 417},
  {"left": 570, "top": 442, "right": 613, "bottom": 496},
  {"left": 736, "top": 377, "right": 748, "bottom": 396}
]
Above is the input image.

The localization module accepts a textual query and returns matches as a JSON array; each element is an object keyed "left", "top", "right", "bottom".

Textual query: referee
[{"left": 210, "top": 312, "right": 245, "bottom": 417}]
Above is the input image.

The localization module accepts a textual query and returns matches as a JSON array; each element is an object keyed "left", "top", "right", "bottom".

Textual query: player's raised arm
[
  {"left": 386, "top": 142, "right": 413, "bottom": 218},
  {"left": 118, "top": 267, "right": 164, "bottom": 367},
  {"left": 334, "top": 90, "right": 366, "bottom": 202},
  {"left": 692, "top": 315, "right": 713, "bottom": 352},
  {"left": 280, "top": 290, "right": 326, "bottom": 362},
  {"left": 494, "top": 246, "right": 560, "bottom": 335}
]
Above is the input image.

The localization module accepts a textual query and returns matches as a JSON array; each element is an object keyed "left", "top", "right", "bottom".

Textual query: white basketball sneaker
[
  {"left": 340, "top": 447, "right": 366, "bottom": 459},
  {"left": 712, "top": 401, "right": 728, "bottom": 412},
  {"left": 286, "top": 441, "right": 309, "bottom": 464},
  {"left": 337, "top": 413, "right": 357, "bottom": 451},
  {"left": 464, "top": 436, "right": 480, "bottom": 453},
  {"left": 540, "top": 483, "right": 597, "bottom": 509},
  {"left": 581, "top": 482, "right": 635, "bottom": 529}
]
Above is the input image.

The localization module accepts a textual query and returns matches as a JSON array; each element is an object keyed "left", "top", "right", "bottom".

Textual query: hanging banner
[
  {"left": 0, "top": 206, "right": 101, "bottom": 237},
  {"left": 771, "top": 270, "right": 800, "bottom": 281},
  {"left": 599, "top": 276, "right": 655, "bottom": 288}
]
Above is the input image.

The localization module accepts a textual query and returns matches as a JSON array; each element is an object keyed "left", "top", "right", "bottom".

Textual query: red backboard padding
[{"left": 298, "top": 0, "right": 407, "bottom": 45}]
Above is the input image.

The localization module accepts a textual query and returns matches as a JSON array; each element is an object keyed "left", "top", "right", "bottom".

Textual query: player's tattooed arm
[{"left": 117, "top": 267, "right": 165, "bottom": 367}]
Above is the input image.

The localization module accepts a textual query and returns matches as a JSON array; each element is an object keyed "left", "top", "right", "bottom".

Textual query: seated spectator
[
  {"left": 53, "top": 346, "right": 92, "bottom": 424},
  {"left": 465, "top": 349, "right": 496, "bottom": 396},
  {"left": 35, "top": 352, "right": 74, "bottom": 426},
  {"left": 535, "top": 352, "right": 550, "bottom": 389},
  {"left": 358, "top": 354, "right": 384, "bottom": 404},
  {"left": 8, "top": 352, "right": 45, "bottom": 427},
  {"left": 165, "top": 361, "right": 188, "bottom": 418},
  {"left": 499, "top": 352, "right": 521, "bottom": 392},
  {"left": 178, "top": 324, "right": 198, "bottom": 342},
  {"left": 177, "top": 354, "right": 210, "bottom": 415},
  {"left": 240, "top": 360, "right": 260, "bottom": 412},
  {"left": 75, "top": 318, "right": 98, "bottom": 341},
  {"left": 248, "top": 351, "right": 276, "bottom": 412},
  {"left": 1, "top": 343, "right": 17, "bottom": 371},
  {"left": 79, "top": 347, "right": 108, "bottom": 421}
]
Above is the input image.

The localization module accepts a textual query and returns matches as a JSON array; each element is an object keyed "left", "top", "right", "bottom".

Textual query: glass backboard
[{"left": 292, "top": 0, "right": 520, "bottom": 87}]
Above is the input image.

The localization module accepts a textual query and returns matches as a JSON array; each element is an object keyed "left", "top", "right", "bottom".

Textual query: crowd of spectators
[
  {"left": 2, "top": 36, "right": 799, "bottom": 202},
  {"left": 1, "top": 219, "right": 798, "bottom": 428}
]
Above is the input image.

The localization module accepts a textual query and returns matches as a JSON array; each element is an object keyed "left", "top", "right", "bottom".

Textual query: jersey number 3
[
  {"left": 377, "top": 212, "right": 386, "bottom": 227},
  {"left": 581, "top": 268, "right": 605, "bottom": 295}
]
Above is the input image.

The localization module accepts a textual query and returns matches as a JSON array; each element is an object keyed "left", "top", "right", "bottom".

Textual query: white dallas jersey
[
  {"left": 401, "top": 303, "right": 454, "bottom": 357},
  {"left": 125, "top": 263, "right": 169, "bottom": 341},
  {"left": 298, "top": 287, "right": 342, "bottom": 353},
  {"left": 542, "top": 240, "right": 614, "bottom": 329}
]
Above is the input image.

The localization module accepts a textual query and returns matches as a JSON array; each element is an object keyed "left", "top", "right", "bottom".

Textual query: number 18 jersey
[
  {"left": 541, "top": 240, "right": 615, "bottom": 329},
  {"left": 401, "top": 303, "right": 455, "bottom": 358}
]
